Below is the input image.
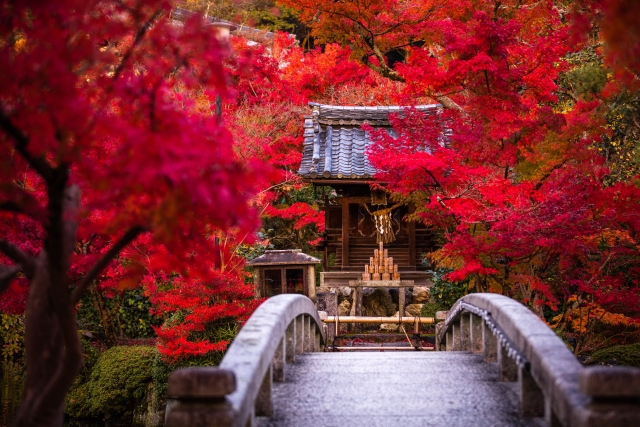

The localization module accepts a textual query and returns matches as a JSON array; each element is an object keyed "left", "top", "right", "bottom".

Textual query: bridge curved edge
[
  {"left": 459, "top": 293, "right": 586, "bottom": 425},
  {"left": 439, "top": 293, "right": 640, "bottom": 427},
  {"left": 220, "top": 294, "right": 325, "bottom": 426}
]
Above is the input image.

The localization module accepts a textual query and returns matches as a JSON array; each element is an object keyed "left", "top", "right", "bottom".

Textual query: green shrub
[
  {"left": 588, "top": 343, "right": 640, "bottom": 368},
  {"left": 74, "top": 337, "right": 104, "bottom": 385},
  {"left": 429, "top": 268, "right": 470, "bottom": 309},
  {"left": 0, "top": 314, "right": 24, "bottom": 361},
  {"left": 418, "top": 268, "right": 470, "bottom": 318},
  {"left": 76, "top": 289, "right": 160, "bottom": 339},
  {"left": 66, "top": 345, "right": 155, "bottom": 419},
  {"left": 420, "top": 301, "right": 439, "bottom": 318}
]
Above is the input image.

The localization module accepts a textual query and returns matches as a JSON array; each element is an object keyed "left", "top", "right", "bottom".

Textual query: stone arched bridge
[{"left": 164, "top": 294, "right": 640, "bottom": 427}]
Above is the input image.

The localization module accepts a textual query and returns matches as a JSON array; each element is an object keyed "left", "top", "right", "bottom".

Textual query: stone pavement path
[{"left": 257, "top": 352, "right": 543, "bottom": 427}]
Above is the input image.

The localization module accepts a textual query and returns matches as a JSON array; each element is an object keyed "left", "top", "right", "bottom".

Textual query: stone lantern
[
  {"left": 247, "top": 250, "right": 321, "bottom": 302},
  {"left": 206, "top": 20, "right": 238, "bottom": 42}
]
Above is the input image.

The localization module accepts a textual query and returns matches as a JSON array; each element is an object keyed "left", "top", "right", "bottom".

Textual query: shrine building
[{"left": 298, "top": 102, "right": 441, "bottom": 287}]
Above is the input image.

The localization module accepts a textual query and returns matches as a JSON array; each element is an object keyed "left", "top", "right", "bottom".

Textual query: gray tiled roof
[{"left": 298, "top": 102, "right": 440, "bottom": 180}]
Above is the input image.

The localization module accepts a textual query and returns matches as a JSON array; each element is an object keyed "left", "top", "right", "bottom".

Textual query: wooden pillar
[
  {"left": 408, "top": 203, "right": 416, "bottom": 267},
  {"left": 323, "top": 245, "right": 329, "bottom": 271},
  {"left": 307, "top": 265, "right": 316, "bottom": 302},
  {"left": 341, "top": 197, "right": 349, "bottom": 268},
  {"left": 398, "top": 287, "right": 405, "bottom": 317},
  {"left": 253, "top": 268, "right": 262, "bottom": 298}
]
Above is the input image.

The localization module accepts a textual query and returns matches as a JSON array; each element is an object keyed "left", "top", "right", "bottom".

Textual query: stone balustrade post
[
  {"left": 273, "top": 337, "right": 285, "bottom": 382},
  {"left": 470, "top": 314, "right": 483, "bottom": 354},
  {"left": 460, "top": 313, "right": 471, "bottom": 351},
  {"left": 314, "top": 328, "right": 321, "bottom": 352},
  {"left": 295, "top": 315, "right": 304, "bottom": 355},
  {"left": 576, "top": 367, "right": 640, "bottom": 427},
  {"left": 285, "top": 320, "right": 296, "bottom": 363},
  {"left": 452, "top": 321, "right": 461, "bottom": 351},
  {"left": 545, "top": 397, "right": 562, "bottom": 427},
  {"left": 434, "top": 323, "right": 442, "bottom": 350},
  {"left": 482, "top": 321, "right": 497, "bottom": 362},
  {"left": 498, "top": 343, "right": 518, "bottom": 382},
  {"left": 445, "top": 330, "right": 453, "bottom": 351},
  {"left": 304, "top": 315, "right": 311, "bottom": 352},
  {"left": 435, "top": 311, "right": 448, "bottom": 351},
  {"left": 518, "top": 365, "right": 544, "bottom": 417},
  {"left": 318, "top": 310, "right": 334, "bottom": 345},
  {"left": 255, "top": 365, "right": 273, "bottom": 417},
  {"left": 165, "top": 368, "right": 237, "bottom": 427}
]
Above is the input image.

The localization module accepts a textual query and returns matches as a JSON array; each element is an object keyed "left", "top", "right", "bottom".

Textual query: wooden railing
[
  {"left": 437, "top": 293, "right": 640, "bottom": 427},
  {"left": 164, "top": 294, "right": 326, "bottom": 427}
]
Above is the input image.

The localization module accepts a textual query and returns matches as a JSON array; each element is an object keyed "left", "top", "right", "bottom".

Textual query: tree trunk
[
  {"left": 17, "top": 256, "right": 65, "bottom": 426},
  {"left": 89, "top": 286, "right": 119, "bottom": 347},
  {"left": 14, "top": 186, "right": 83, "bottom": 427}
]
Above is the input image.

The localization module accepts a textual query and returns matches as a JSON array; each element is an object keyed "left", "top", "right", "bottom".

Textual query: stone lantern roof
[{"left": 246, "top": 249, "right": 321, "bottom": 266}]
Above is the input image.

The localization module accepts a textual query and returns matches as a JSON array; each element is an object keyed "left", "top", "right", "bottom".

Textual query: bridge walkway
[
  {"left": 258, "top": 351, "right": 542, "bottom": 427},
  {"left": 165, "top": 294, "right": 640, "bottom": 427}
]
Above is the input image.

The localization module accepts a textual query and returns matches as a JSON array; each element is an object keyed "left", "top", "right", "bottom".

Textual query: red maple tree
[
  {"left": 366, "top": 1, "right": 640, "bottom": 319},
  {"left": 225, "top": 34, "right": 396, "bottom": 249},
  {"left": 284, "top": 0, "right": 640, "bottom": 323},
  {"left": 0, "top": 1, "right": 269, "bottom": 424}
]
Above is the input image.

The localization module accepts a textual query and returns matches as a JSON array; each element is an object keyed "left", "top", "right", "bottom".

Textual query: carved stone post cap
[
  {"left": 167, "top": 367, "right": 236, "bottom": 399},
  {"left": 435, "top": 311, "right": 449, "bottom": 321},
  {"left": 580, "top": 366, "right": 640, "bottom": 398}
]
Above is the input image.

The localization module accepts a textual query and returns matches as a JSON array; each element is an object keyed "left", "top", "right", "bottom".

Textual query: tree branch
[
  {"left": 71, "top": 226, "right": 147, "bottom": 305},
  {"left": 0, "top": 110, "right": 54, "bottom": 182},
  {"left": 433, "top": 94, "right": 465, "bottom": 113},
  {"left": 351, "top": 20, "right": 405, "bottom": 83},
  {"left": 0, "top": 201, "right": 25, "bottom": 215},
  {"left": 361, "top": 54, "right": 405, "bottom": 81},
  {"left": 557, "top": 89, "right": 578, "bottom": 103},
  {"left": 112, "top": 9, "right": 162, "bottom": 80},
  {"left": 534, "top": 160, "right": 567, "bottom": 190},
  {"left": 0, "top": 185, "right": 47, "bottom": 221},
  {"left": 0, "top": 239, "right": 35, "bottom": 276},
  {"left": 0, "top": 264, "right": 21, "bottom": 294},
  {"left": 421, "top": 167, "right": 444, "bottom": 190}
]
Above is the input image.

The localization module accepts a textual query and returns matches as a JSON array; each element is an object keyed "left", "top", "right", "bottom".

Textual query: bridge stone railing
[
  {"left": 165, "top": 294, "right": 325, "bottom": 427},
  {"left": 436, "top": 293, "right": 640, "bottom": 427}
]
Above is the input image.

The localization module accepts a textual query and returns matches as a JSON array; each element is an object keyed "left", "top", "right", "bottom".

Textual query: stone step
[{"left": 257, "top": 352, "right": 542, "bottom": 427}]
